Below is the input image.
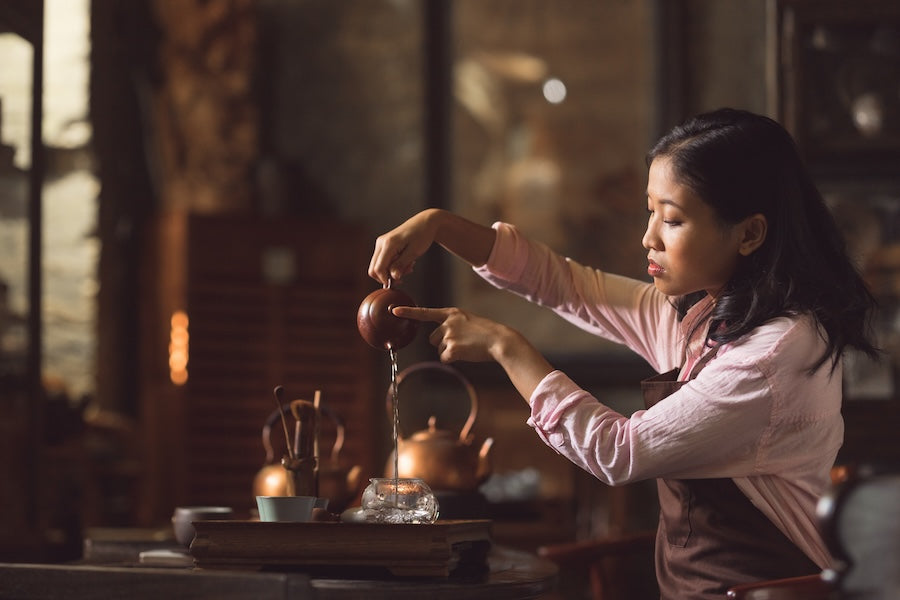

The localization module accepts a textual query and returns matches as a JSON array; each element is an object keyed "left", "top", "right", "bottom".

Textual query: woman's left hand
[
  {"left": 391, "top": 306, "right": 506, "bottom": 363},
  {"left": 391, "top": 305, "right": 556, "bottom": 402}
]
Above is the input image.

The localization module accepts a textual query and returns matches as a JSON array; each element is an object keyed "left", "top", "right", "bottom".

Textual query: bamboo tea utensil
[
  {"left": 272, "top": 386, "right": 294, "bottom": 460},
  {"left": 313, "top": 390, "right": 322, "bottom": 464},
  {"left": 288, "top": 398, "right": 319, "bottom": 496}
]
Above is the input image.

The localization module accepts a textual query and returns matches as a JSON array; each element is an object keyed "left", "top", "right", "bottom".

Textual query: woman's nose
[{"left": 642, "top": 223, "right": 659, "bottom": 250}]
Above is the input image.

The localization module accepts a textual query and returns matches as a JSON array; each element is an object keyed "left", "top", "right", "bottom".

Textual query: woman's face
[{"left": 642, "top": 156, "right": 745, "bottom": 298}]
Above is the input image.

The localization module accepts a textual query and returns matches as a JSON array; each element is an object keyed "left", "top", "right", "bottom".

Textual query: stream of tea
[
  {"left": 360, "top": 347, "right": 438, "bottom": 523},
  {"left": 389, "top": 347, "right": 400, "bottom": 486}
]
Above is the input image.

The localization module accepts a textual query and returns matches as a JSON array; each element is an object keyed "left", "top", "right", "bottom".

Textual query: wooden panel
[{"left": 140, "top": 213, "right": 377, "bottom": 522}]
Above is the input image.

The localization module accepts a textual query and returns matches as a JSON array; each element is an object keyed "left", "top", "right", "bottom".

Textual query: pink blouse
[{"left": 474, "top": 222, "right": 841, "bottom": 568}]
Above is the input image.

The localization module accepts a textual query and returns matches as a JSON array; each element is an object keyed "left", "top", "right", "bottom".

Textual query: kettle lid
[{"left": 408, "top": 416, "right": 458, "bottom": 441}]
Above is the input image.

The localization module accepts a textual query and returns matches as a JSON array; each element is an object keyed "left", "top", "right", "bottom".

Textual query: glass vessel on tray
[{"left": 361, "top": 477, "right": 439, "bottom": 524}]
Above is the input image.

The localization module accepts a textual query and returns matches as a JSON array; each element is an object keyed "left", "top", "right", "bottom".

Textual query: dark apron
[{"left": 642, "top": 354, "right": 819, "bottom": 599}]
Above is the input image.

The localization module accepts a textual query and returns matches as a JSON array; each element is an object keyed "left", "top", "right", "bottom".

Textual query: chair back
[
  {"left": 537, "top": 530, "right": 658, "bottom": 600},
  {"left": 818, "top": 466, "right": 900, "bottom": 600}
]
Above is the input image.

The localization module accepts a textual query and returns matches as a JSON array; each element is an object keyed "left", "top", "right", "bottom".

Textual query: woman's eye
[{"left": 648, "top": 209, "right": 681, "bottom": 226}]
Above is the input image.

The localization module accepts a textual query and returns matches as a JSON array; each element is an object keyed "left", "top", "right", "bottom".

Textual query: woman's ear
[{"left": 738, "top": 213, "right": 767, "bottom": 256}]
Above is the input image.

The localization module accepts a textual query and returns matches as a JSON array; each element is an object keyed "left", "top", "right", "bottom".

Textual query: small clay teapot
[
  {"left": 357, "top": 279, "right": 419, "bottom": 350},
  {"left": 385, "top": 362, "right": 494, "bottom": 492}
]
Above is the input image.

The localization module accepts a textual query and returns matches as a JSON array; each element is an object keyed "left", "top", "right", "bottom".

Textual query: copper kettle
[
  {"left": 385, "top": 362, "right": 494, "bottom": 492},
  {"left": 253, "top": 401, "right": 363, "bottom": 513}
]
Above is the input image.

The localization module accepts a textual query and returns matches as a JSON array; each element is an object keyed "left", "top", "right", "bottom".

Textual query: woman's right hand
[
  {"left": 368, "top": 209, "right": 497, "bottom": 286},
  {"left": 368, "top": 209, "right": 439, "bottom": 286}
]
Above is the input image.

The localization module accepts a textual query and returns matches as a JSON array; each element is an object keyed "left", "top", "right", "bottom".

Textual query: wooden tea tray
[{"left": 189, "top": 519, "right": 492, "bottom": 577}]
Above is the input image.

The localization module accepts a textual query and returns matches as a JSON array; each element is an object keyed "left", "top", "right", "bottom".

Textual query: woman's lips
[{"left": 647, "top": 259, "right": 664, "bottom": 278}]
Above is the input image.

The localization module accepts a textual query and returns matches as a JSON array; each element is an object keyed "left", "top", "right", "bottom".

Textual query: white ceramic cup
[
  {"left": 171, "top": 506, "right": 234, "bottom": 546},
  {"left": 256, "top": 495, "right": 317, "bottom": 522}
]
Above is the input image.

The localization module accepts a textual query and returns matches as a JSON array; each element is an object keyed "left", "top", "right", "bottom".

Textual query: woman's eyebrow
[{"left": 647, "top": 194, "right": 685, "bottom": 211}]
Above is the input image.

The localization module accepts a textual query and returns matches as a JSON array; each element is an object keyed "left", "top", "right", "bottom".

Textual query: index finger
[
  {"left": 391, "top": 306, "right": 450, "bottom": 323},
  {"left": 367, "top": 236, "right": 394, "bottom": 286}
]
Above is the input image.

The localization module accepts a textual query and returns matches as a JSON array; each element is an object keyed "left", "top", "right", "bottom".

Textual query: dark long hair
[{"left": 648, "top": 108, "right": 879, "bottom": 373}]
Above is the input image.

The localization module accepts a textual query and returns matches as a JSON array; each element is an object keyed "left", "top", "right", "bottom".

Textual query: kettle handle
[
  {"left": 387, "top": 362, "right": 478, "bottom": 441},
  {"left": 262, "top": 402, "right": 346, "bottom": 464},
  {"left": 262, "top": 404, "right": 286, "bottom": 464}
]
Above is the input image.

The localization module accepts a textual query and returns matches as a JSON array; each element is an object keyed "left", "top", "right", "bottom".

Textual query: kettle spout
[
  {"left": 476, "top": 437, "right": 494, "bottom": 483},
  {"left": 346, "top": 464, "right": 363, "bottom": 491}
]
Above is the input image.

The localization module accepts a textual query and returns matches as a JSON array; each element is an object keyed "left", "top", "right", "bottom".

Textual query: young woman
[{"left": 367, "top": 108, "right": 879, "bottom": 598}]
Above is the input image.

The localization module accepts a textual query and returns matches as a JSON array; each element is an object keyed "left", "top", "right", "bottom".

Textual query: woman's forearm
[
  {"left": 427, "top": 209, "right": 497, "bottom": 267},
  {"left": 490, "top": 325, "right": 555, "bottom": 404}
]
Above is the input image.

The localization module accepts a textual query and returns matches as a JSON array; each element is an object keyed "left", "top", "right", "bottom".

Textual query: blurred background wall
[{"left": 1, "top": 0, "right": 898, "bottom": 565}]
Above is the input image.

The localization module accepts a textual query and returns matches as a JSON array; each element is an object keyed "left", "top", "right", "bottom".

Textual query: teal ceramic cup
[{"left": 256, "top": 495, "right": 317, "bottom": 522}]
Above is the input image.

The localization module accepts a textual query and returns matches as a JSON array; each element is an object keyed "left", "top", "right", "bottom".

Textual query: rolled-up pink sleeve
[
  {"left": 526, "top": 371, "right": 571, "bottom": 450},
  {"left": 475, "top": 222, "right": 530, "bottom": 283},
  {"left": 526, "top": 369, "right": 639, "bottom": 485}
]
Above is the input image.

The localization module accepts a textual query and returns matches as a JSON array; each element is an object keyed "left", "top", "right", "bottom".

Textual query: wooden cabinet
[{"left": 138, "top": 213, "right": 377, "bottom": 524}]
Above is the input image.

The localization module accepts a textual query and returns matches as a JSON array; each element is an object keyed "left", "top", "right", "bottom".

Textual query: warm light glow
[
  {"left": 171, "top": 311, "right": 189, "bottom": 329},
  {"left": 264, "top": 470, "right": 284, "bottom": 490},
  {"left": 397, "top": 452, "right": 415, "bottom": 477},
  {"left": 542, "top": 77, "right": 567, "bottom": 104},
  {"left": 170, "top": 370, "right": 188, "bottom": 386},
  {"left": 169, "top": 310, "right": 189, "bottom": 385}
]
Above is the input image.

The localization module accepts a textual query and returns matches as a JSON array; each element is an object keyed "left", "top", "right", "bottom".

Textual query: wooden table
[{"left": 0, "top": 530, "right": 558, "bottom": 600}]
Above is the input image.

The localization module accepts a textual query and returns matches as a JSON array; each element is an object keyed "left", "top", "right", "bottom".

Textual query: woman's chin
[{"left": 651, "top": 279, "right": 675, "bottom": 296}]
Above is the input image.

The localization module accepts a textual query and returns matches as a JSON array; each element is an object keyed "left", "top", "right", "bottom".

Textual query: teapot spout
[{"left": 476, "top": 437, "right": 494, "bottom": 483}]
